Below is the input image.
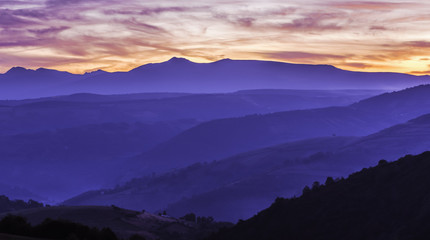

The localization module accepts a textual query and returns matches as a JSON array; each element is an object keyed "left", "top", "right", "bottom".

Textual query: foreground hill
[
  {"left": 0, "top": 58, "right": 426, "bottom": 99},
  {"left": 135, "top": 84, "right": 430, "bottom": 173},
  {"left": 0, "top": 206, "right": 231, "bottom": 240},
  {"left": 66, "top": 111, "right": 430, "bottom": 221},
  {"left": 209, "top": 151, "right": 430, "bottom": 240}
]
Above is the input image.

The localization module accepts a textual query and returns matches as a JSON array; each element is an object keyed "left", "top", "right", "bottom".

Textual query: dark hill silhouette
[
  {"left": 0, "top": 58, "right": 427, "bottom": 99},
  {"left": 65, "top": 111, "right": 430, "bottom": 221},
  {"left": 134, "top": 85, "right": 430, "bottom": 173},
  {"left": 208, "top": 151, "right": 430, "bottom": 240},
  {"left": 0, "top": 195, "right": 44, "bottom": 214},
  {"left": 0, "top": 206, "right": 232, "bottom": 240}
]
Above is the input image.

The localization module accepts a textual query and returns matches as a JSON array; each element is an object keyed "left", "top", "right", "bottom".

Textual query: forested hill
[
  {"left": 0, "top": 195, "right": 44, "bottom": 214},
  {"left": 209, "top": 151, "right": 430, "bottom": 240}
]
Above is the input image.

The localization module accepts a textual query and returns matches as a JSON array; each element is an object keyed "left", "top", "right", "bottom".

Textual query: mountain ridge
[{"left": 1, "top": 58, "right": 428, "bottom": 99}]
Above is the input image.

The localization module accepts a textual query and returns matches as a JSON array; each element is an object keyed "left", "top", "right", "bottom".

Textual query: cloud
[
  {"left": 117, "top": 18, "right": 167, "bottom": 34},
  {"left": 369, "top": 26, "right": 387, "bottom": 31},
  {"left": 409, "top": 70, "right": 430, "bottom": 75},
  {"left": 261, "top": 51, "right": 348, "bottom": 62},
  {"left": 277, "top": 12, "right": 344, "bottom": 31},
  {"left": 0, "top": 9, "right": 37, "bottom": 27},
  {"left": 407, "top": 41, "right": 430, "bottom": 48},
  {"left": 12, "top": 9, "right": 48, "bottom": 19},
  {"left": 341, "top": 62, "right": 373, "bottom": 69},
  {"left": 329, "top": 1, "right": 412, "bottom": 10},
  {"left": 140, "top": 6, "right": 194, "bottom": 15},
  {"left": 28, "top": 26, "right": 70, "bottom": 35},
  {"left": 235, "top": 18, "right": 256, "bottom": 27}
]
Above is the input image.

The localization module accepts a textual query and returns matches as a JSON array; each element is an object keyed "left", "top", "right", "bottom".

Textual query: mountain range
[
  {"left": 0, "top": 89, "right": 379, "bottom": 201},
  {"left": 64, "top": 85, "right": 430, "bottom": 221},
  {"left": 132, "top": 84, "right": 430, "bottom": 174},
  {"left": 1, "top": 58, "right": 428, "bottom": 99}
]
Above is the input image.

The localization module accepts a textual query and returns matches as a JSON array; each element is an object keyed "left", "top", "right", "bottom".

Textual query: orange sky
[{"left": 1, "top": 0, "right": 430, "bottom": 75}]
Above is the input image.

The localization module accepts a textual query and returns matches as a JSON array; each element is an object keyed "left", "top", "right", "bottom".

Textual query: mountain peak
[
  {"left": 5, "top": 66, "right": 30, "bottom": 74},
  {"left": 166, "top": 57, "right": 193, "bottom": 63},
  {"left": 84, "top": 69, "right": 107, "bottom": 75}
]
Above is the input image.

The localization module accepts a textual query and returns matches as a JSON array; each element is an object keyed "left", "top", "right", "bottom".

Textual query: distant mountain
[
  {"left": 0, "top": 92, "right": 193, "bottom": 105},
  {"left": 208, "top": 151, "right": 430, "bottom": 240},
  {"left": 65, "top": 110, "right": 430, "bottom": 221},
  {"left": 136, "top": 85, "right": 430, "bottom": 173},
  {"left": 1, "top": 58, "right": 427, "bottom": 99},
  {"left": 0, "top": 89, "right": 377, "bottom": 136}
]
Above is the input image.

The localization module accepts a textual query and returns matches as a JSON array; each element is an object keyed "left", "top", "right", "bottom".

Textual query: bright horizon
[
  {"left": 3, "top": 57, "right": 430, "bottom": 76},
  {"left": 1, "top": 0, "right": 430, "bottom": 75}
]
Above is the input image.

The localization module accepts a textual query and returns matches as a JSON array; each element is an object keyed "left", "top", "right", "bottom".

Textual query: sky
[{"left": 1, "top": 0, "right": 430, "bottom": 74}]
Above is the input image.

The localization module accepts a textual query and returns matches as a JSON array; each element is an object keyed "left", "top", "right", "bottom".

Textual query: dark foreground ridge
[
  {"left": 0, "top": 205, "right": 232, "bottom": 240},
  {"left": 209, "top": 151, "right": 430, "bottom": 240}
]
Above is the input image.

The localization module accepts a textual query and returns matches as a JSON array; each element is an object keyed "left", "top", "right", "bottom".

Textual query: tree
[
  {"left": 325, "top": 177, "right": 335, "bottom": 186},
  {"left": 180, "top": 213, "right": 196, "bottom": 222},
  {"left": 302, "top": 185, "right": 311, "bottom": 195}
]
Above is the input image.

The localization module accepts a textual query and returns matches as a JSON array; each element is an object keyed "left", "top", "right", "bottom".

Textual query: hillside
[
  {"left": 163, "top": 112, "right": 430, "bottom": 221},
  {"left": 0, "top": 58, "right": 426, "bottom": 99},
  {"left": 0, "top": 89, "right": 376, "bottom": 136},
  {"left": 0, "top": 206, "right": 232, "bottom": 240},
  {"left": 208, "top": 151, "right": 430, "bottom": 240},
  {"left": 0, "top": 196, "right": 44, "bottom": 214},
  {"left": 65, "top": 111, "right": 430, "bottom": 221},
  {"left": 0, "top": 122, "right": 190, "bottom": 201},
  {"left": 0, "top": 89, "right": 378, "bottom": 201},
  {"left": 64, "top": 137, "right": 356, "bottom": 216},
  {"left": 135, "top": 85, "right": 430, "bottom": 173}
]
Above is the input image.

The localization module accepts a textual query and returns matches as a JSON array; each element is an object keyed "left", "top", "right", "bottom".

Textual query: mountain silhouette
[{"left": 1, "top": 58, "right": 428, "bottom": 99}]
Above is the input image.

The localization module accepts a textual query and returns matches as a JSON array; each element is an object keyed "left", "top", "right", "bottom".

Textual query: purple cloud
[
  {"left": 28, "top": 26, "right": 70, "bottom": 35},
  {"left": 262, "top": 51, "right": 348, "bottom": 62},
  {"left": 0, "top": 9, "right": 37, "bottom": 27}
]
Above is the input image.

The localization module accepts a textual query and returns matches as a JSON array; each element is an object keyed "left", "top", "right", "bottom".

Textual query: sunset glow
[{"left": 1, "top": 0, "right": 430, "bottom": 74}]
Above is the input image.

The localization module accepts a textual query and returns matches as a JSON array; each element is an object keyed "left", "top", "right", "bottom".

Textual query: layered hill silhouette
[
  {"left": 135, "top": 84, "right": 430, "bottom": 174},
  {"left": 1, "top": 58, "right": 428, "bottom": 99},
  {"left": 0, "top": 89, "right": 376, "bottom": 136},
  {"left": 65, "top": 109, "right": 430, "bottom": 221},
  {"left": 0, "top": 89, "right": 379, "bottom": 201},
  {"left": 208, "top": 151, "right": 430, "bottom": 240}
]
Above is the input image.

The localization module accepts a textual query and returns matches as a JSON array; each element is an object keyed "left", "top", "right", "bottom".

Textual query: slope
[
  {"left": 66, "top": 111, "right": 430, "bottom": 221},
  {"left": 208, "top": 151, "right": 430, "bottom": 240},
  {"left": 136, "top": 85, "right": 430, "bottom": 173}
]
